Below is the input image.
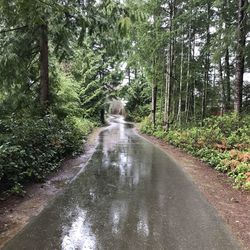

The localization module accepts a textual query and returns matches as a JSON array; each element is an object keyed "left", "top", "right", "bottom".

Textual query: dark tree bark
[
  {"left": 223, "top": 0, "right": 231, "bottom": 110},
  {"left": 151, "top": 58, "right": 157, "bottom": 127},
  {"left": 160, "top": 70, "right": 164, "bottom": 122},
  {"left": 171, "top": 12, "right": 177, "bottom": 121},
  {"left": 100, "top": 108, "right": 105, "bottom": 124},
  {"left": 39, "top": 22, "right": 49, "bottom": 109},
  {"left": 234, "top": 0, "right": 248, "bottom": 114},
  {"left": 219, "top": 59, "right": 226, "bottom": 115},
  {"left": 134, "top": 67, "right": 138, "bottom": 79},
  {"left": 128, "top": 67, "right": 131, "bottom": 85},
  {"left": 151, "top": 82, "right": 157, "bottom": 127},
  {"left": 225, "top": 48, "right": 231, "bottom": 110}
]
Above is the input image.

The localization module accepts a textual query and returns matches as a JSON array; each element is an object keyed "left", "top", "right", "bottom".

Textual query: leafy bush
[
  {"left": 0, "top": 115, "right": 94, "bottom": 194},
  {"left": 140, "top": 114, "right": 250, "bottom": 190},
  {"left": 67, "top": 117, "right": 96, "bottom": 138},
  {"left": 126, "top": 104, "right": 151, "bottom": 123},
  {"left": 140, "top": 117, "right": 154, "bottom": 134}
]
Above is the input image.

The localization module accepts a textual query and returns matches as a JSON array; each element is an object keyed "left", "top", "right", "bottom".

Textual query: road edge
[
  {"left": 0, "top": 126, "right": 106, "bottom": 249},
  {"left": 135, "top": 127, "right": 250, "bottom": 250}
]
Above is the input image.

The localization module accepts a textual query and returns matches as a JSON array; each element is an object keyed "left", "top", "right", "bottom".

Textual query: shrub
[
  {"left": 140, "top": 114, "right": 250, "bottom": 190},
  {"left": 140, "top": 117, "right": 154, "bottom": 134},
  {"left": 69, "top": 117, "right": 96, "bottom": 137},
  {"left": 0, "top": 115, "right": 94, "bottom": 194}
]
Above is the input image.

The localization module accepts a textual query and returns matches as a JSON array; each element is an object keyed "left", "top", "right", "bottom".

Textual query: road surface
[{"left": 3, "top": 116, "right": 241, "bottom": 250}]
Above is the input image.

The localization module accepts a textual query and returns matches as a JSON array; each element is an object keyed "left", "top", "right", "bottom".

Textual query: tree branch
[{"left": 0, "top": 25, "right": 28, "bottom": 34}]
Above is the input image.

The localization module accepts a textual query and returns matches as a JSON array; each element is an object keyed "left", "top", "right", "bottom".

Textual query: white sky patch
[
  {"left": 244, "top": 72, "right": 250, "bottom": 82},
  {"left": 209, "top": 26, "right": 216, "bottom": 35},
  {"left": 121, "top": 78, "right": 129, "bottom": 86}
]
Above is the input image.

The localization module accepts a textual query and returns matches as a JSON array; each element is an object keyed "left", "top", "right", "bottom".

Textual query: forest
[{"left": 0, "top": 0, "right": 249, "bottom": 195}]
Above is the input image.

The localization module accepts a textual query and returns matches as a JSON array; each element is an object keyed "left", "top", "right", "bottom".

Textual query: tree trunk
[
  {"left": 39, "top": 22, "right": 49, "bottom": 109},
  {"left": 225, "top": 48, "right": 231, "bottom": 110},
  {"left": 234, "top": 0, "right": 248, "bottom": 114},
  {"left": 222, "top": 0, "right": 231, "bottom": 111},
  {"left": 171, "top": 14, "right": 177, "bottom": 122},
  {"left": 160, "top": 70, "right": 164, "bottom": 122},
  {"left": 202, "top": 72, "right": 208, "bottom": 121},
  {"left": 164, "top": 47, "right": 171, "bottom": 129},
  {"left": 185, "top": 28, "right": 191, "bottom": 123},
  {"left": 192, "top": 34, "right": 196, "bottom": 123},
  {"left": 151, "top": 81, "right": 157, "bottom": 127},
  {"left": 134, "top": 67, "right": 138, "bottom": 80},
  {"left": 177, "top": 29, "right": 184, "bottom": 126},
  {"left": 201, "top": 2, "right": 211, "bottom": 122},
  {"left": 164, "top": 1, "right": 174, "bottom": 130},
  {"left": 100, "top": 108, "right": 105, "bottom": 124},
  {"left": 151, "top": 58, "right": 157, "bottom": 127},
  {"left": 128, "top": 67, "right": 131, "bottom": 85},
  {"left": 219, "top": 59, "right": 226, "bottom": 115}
]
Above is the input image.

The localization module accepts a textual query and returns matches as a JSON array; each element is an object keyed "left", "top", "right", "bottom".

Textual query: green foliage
[
  {"left": 0, "top": 115, "right": 94, "bottom": 194},
  {"left": 140, "top": 117, "right": 154, "bottom": 134},
  {"left": 229, "top": 162, "right": 249, "bottom": 189},
  {"left": 140, "top": 114, "right": 250, "bottom": 190},
  {"left": 122, "top": 78, "right": 151, "bottom": 122},
  {"left": 52, "top": 67, "right": 82, "bottom": 119},
  {"left": 69, "top": 117, "right": 96, "bottom": 137}
]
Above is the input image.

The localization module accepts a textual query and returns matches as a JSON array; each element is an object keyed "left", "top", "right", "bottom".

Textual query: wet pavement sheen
[{"left": 3, "top": 117, "right": 241, "bottom": 250}]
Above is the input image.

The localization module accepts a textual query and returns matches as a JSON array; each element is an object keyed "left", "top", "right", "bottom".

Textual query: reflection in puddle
[
  {"left": 137, "top": 205, "right": 149, "bottom": 237},
  {"left": 89, "top": 188, "right": 97, "bottom": 201},
  {"left": 62, "top": 208, "right": 96, "bottom": 250},
  {"left": 110, "top": 201, "right": 128, "bottom": 234}
]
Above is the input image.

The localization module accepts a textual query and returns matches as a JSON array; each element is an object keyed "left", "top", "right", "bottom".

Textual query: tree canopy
[{"left": 0, "top": 0, "right": 250, "bottom": 192}]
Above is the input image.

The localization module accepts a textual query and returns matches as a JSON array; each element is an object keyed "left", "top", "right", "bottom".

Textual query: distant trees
[{"left": 1, "top": 0, "right": 249, "bottom": 125}]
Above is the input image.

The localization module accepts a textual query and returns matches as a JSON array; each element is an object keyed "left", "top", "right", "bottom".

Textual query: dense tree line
[{"left": 122, "top": 0, "right": 250, "bottom": 127}]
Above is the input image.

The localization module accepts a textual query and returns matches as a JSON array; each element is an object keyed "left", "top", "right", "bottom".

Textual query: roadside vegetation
[
  {"left": 0, "top": 115, "right": 95, "bottom": 194},
  {"left": 140, "top": 114, "right": 250, "bottom": 190}
]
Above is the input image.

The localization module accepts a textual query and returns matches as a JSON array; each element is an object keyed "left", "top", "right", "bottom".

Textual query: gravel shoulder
[{"left": 137, "top": 129, "right": 250, "bottom": 250}]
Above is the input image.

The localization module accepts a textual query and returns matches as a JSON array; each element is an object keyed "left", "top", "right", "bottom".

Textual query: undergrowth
[
  {"left": 0, "top": 115, "right": 95, "bottom": 195},
  {"left": 140, "top": 114, "right": 250, "bottom": 190}
]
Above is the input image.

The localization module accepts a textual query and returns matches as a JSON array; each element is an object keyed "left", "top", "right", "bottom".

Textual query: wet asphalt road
[{"left": 3, "top": 116, "right": 241, "bottom": 250}]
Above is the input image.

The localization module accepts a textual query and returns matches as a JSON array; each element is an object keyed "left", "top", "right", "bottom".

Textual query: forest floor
[
  {"left": 0, "top": 127, "right": 104, "bottom": 249},
  {"left": 137, "top": 128, "right": 250, "bottom": 250}
]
